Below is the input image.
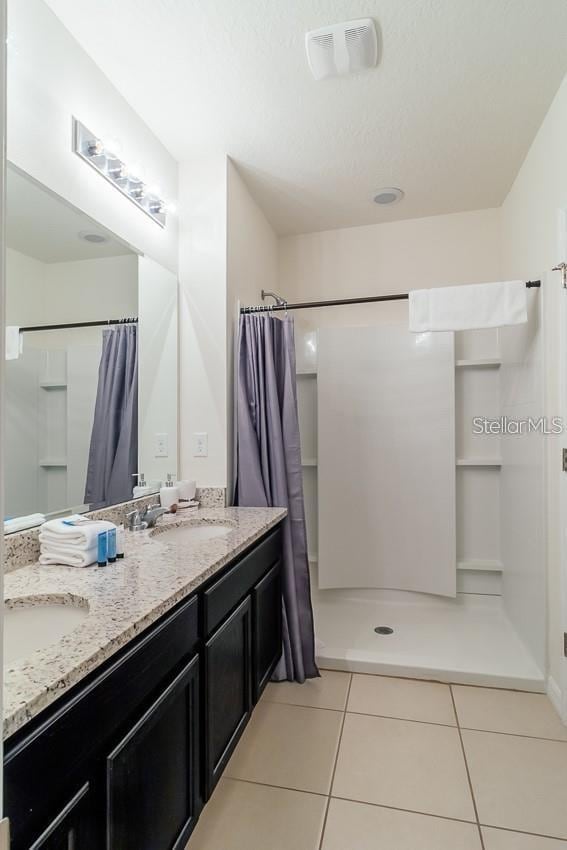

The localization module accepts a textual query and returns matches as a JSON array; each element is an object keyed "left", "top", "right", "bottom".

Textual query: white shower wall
[
  {"left": 283, "top": 208, "right": 546, "bottom": 687},
  {"left": 317, "top": 325, "right": 456, "bottom": 596}
]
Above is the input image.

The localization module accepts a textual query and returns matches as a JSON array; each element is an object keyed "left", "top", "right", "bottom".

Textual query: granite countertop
[{"left": 4, "top": 506, "right": 286, "bottom": 739}]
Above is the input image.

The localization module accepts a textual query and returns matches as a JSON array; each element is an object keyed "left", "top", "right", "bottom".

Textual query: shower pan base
[{"left": 313, "top": 590, "right": 545, "bottom": 692}]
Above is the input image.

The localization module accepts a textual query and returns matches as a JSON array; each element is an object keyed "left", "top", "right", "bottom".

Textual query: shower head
[{"left": 261, "top": 289, "right": 287, "bottom": 307}]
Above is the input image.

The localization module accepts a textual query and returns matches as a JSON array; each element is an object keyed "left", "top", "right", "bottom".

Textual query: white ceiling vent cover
[{"left": 306, "top": 19, "right": 378, "bottom": 81}]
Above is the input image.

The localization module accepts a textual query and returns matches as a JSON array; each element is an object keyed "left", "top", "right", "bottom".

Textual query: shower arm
[{"left": 261, "top": 289, "right": 288, "bottom": 307}]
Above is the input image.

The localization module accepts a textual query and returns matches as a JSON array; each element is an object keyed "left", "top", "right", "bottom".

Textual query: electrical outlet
[
  {"left": 154, "top": 432, "right": 168, "bottom": 458},
  {"left": 193, "top": 432, "right": 208, "bottom": 457}
]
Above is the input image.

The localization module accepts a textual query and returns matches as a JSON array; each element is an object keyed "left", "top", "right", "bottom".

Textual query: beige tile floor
[{"left": 188, "top": 671, "right": 567, "bottom": 850}]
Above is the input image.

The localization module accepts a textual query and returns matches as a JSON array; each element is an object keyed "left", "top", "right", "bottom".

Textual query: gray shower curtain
[
  {"left": 235, "top": 313, "right": 319, "bottom": 682},
  {"left": 84, "top": 325, "right": 138, "bottom": 508}
]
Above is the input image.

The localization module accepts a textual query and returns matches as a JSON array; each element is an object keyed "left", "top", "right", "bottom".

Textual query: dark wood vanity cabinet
[
  {"left": 252, "top": 560, "right": 283, "bottom": 701},
  {"left": 106, "top": 654, "right": 201, "bottom": 850},
  {"left": 27, "top": 783, "right": 96, "bottom": 850},
  {"left": 204, "top": 597, "right": 252, "bottom": 797},
  {"left": 202, "top": 526, "right": 283, "bottom": 798},
  {"left": 4, "top": 523, "right": 283, "bottom": 850}
]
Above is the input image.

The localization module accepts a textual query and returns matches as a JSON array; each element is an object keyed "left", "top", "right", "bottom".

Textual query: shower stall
[{"left": 260, "top": 286, "right": 547, "bottom": 691}]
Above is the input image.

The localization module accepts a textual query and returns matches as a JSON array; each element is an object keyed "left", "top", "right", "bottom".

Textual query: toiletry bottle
[
  {"left": 107, "top": 528, "right": 117, "bottom": 563},
  {"left": 132, "top": 473, "right": 152, "bottom": 498},
  {"left": 116, "top": 525, "right": 125, "bottom": 559},
  {"left": 97, "top": 531, "right": 108, "bottom": 567},
  {"left": 160, "top": 473, "right": 180, "bottom": 510},
  {"left": 177, "top": 479, "right": 197, "bottom": 502}
]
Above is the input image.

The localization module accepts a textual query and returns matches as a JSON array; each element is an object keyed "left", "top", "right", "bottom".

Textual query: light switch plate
[
  {"left": 154, "top": 432, "right": 168, "bottom": 458},
  {"left": 193, "top": 432, "right": 208, "bottom": 457},
  {"left": 0, "top": 818, "right": 10, "bottom": 850}
]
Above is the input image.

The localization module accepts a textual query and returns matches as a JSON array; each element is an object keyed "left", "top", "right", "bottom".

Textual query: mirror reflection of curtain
[{"left": 84, "top": 325, "right": 138, "bottom": 508}]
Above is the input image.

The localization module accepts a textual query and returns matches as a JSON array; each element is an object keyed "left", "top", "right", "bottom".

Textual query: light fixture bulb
[
  {"left": 107, "top": 159, "right": 127, "bottom": 180},
  {"left": 129, "top": 182, "right": 146, "bottom": 200},
  {"left": 87, "top": 138, "right": 104, "bottom": 157}
]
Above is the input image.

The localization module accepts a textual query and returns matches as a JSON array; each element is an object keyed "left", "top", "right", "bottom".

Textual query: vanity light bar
[{"left": 72, "top": 118, "right": 168, "bottom": 228}]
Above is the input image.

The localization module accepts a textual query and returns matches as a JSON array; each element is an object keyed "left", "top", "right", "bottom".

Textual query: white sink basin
[
  {"left": 151, "top": 520, "right": 236, "bottom": 543},
  {"left": 4, "top": 596, "right": 89, "bottom": 665}
]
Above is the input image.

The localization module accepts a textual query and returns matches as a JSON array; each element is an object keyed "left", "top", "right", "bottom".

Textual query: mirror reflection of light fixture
[{"left": 72, "top": 117, "right": 169, "bottom": 227}]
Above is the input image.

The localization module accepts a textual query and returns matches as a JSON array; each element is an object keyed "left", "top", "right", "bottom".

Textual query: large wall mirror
[{"left": 4, "top": 164, "right": 178, "bottom": 533}]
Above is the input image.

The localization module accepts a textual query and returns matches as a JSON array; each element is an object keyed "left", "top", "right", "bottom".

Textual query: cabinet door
[
  {"left": 252, "top": 559, "right": 282, "bottom": 702},
  {"left": 204, "top": 596, "right": 252, "bottom": 798},
  {"left": 29, "top": 783, "right": 96, "bottom": 850},
  {"left": 106, "top": 654, "right": 200, "bottom": 850}
]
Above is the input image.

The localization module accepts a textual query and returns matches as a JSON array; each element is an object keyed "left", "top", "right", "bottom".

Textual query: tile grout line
[
  {"left": 225, "top": 778, "right": 567, "bottom": 843},
  {"left": 317, "top": 673, "right": 353, "bottom": 850},
  {"left": 227, "top": 776, "right": 329, "bottom": 798},
  {"left": 318, "top": 667, "right": 545, "bottom": 695},
  {"left": 450, "top": 684, "right": 485, "bottom": 850},
  {"left": 263, "top": 698, "right": 567, "bottom": 743},
  {"left": 479, "top": 822, "right": 567, "bottom": 843}
]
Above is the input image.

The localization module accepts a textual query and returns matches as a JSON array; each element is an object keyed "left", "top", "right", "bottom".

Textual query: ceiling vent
[{"left": 305, "top": 18, "right": 378, "bottom": 81}]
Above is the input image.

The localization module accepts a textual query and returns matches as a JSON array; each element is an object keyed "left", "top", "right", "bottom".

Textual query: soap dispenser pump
[
  {"left": 132, "top": 473, "right": 153, "bottom": 498},
  {"left": 160, "top": 473, "right": 180, "bottom": 510}
]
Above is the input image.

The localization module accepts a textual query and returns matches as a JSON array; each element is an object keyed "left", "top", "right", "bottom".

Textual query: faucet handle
[{"left": 126, "top": 509, "right": 143, "bottom": 529}]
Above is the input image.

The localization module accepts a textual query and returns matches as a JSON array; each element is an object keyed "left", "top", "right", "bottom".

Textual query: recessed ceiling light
[
  {"left": 78, "top": 230, "right": 109, "bottom": 244},
  {"left": 373, "top": 187, "right": 404, "bottom": 205}
]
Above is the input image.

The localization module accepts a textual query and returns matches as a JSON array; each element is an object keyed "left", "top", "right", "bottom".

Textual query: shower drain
[{"left": 374, "top": 626, "right": 394, "bottom": 635}]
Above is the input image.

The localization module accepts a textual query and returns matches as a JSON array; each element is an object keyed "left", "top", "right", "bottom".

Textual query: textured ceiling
[{"left": 42, "top": 0, "right": 567, "bottom": 235}]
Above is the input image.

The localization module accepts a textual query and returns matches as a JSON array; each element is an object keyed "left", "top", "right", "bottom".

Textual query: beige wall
[
  {"left": 226, "top": 159, "right": 278, "bottom": 497},
  {"left": 278, "top": 207, "right": 502, "bottom": 333},
  {"left": 178, "top": 155, "right": 228, "bottom": 487},
  {"left": 177, "top": 156, "right": 278, "bottom": 492},
  {"left": 6, "top": 248, "right": 138, "bottom": 348},
  {"left": 500, "top": 73, "right": 567, "bottom": 708}
]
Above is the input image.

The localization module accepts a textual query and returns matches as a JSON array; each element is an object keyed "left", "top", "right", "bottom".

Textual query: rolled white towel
[
  {"left": 39, "top": 546, "right": 98, "bottom": 568},
  {"left": 39, "top": 515, "right": 116, "bottom": 551}
]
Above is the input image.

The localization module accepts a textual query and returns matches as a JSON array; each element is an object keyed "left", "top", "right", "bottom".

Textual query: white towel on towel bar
[
  {"left": 5, "top": 326, "right": 22, "bottom": 360},
  {"left": 408, "top": 281, "right": 527, "bottom": 333}
]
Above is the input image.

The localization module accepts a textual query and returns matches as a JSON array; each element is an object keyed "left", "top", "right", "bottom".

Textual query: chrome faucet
[
  {"left": 142, "top": 504, "right": 169, "bottom": 528},
  {"left": 126, "top": 504, "right": 168, "bottom": 530}
]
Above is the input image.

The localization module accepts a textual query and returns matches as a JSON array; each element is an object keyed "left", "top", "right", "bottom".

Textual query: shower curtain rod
[
  {"left": 19, "top": 318, "right": 138, "bottom": 333},
  {"left": 240, "top": 281, "right": 541, "bottom": 314}
]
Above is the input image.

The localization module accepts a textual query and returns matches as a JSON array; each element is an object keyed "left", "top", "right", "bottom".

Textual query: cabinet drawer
[
  {"left": 5, "top": 595, "right": 199, "bottom": 849},
  {"left": 203, "top": 527, "right": 282, "bottom": 636}
]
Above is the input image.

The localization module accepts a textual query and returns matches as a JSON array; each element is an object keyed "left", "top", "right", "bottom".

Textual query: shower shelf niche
[
  {"left": 457, "top": 559, "right": 503, "bottom": 572},
  {"left": 455, "top": 358, "right": 501, "bottom": 368},
  {"left": 455, "top": 329, "right": 502, "bottom": 589},
  {"left": 456, "top": 458, "right": 502, "bottom": 467}
]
